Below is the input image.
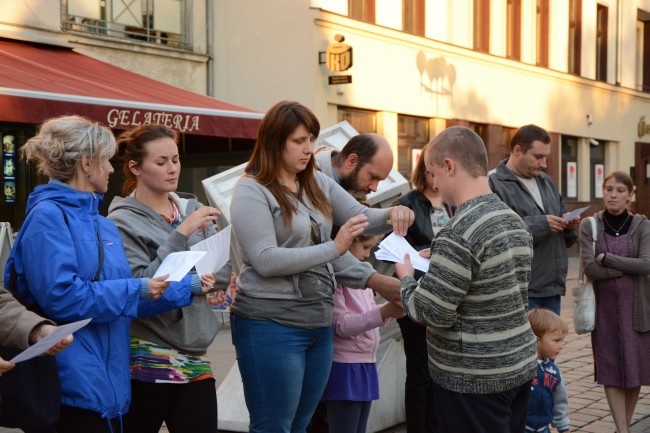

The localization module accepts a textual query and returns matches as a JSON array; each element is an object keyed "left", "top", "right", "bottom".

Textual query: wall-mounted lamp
[
  {"left": 586, "top": 114, "right": 593, "bottom": 126},
  {"left": 589, "top": 138, "right": 599, "bottom": 146}
]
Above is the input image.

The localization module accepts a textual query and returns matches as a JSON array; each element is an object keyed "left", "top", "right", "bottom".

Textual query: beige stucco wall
[
  {"left": 0, "top": 0, "right": 210, "bottom": 94},
  {"left": 212, "top": 1, "right": 650, "bottom": 202},
  {"left": 212, "top": 0, "right": 322, "bottom": 113}
]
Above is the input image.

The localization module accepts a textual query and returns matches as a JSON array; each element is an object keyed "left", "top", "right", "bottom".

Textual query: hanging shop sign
[{"left": 320, "top": 34, "right": 352, "bottom": 85}]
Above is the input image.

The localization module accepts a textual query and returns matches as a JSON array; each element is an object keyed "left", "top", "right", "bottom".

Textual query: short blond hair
[{"left": 527, "top": 308, "right": 568, "bottom": 338}]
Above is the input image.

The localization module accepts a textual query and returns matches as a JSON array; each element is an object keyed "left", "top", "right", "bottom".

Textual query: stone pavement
[{"left": 2, "top": 257, "right": 648, "bottom": 433}]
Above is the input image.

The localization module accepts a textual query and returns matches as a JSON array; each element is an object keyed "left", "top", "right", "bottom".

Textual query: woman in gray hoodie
[{"left": 108, "top": 124, "right": 231, "bottom": 433}]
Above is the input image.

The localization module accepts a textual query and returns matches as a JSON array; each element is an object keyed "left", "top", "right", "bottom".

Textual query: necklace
[
  {"left": 167, "top": 198, "right": 175, "bottom": 219},
  {"left": 603, "top": 213, "right": 630, "bottom": 236}
]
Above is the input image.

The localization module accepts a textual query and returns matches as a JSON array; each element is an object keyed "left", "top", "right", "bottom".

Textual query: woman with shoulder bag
[
  {"left": 579, "top": 171, "right": 650, "bottom": 433},
  {"left": 6, "top": 115, "right": 191, "bottom": 433}
]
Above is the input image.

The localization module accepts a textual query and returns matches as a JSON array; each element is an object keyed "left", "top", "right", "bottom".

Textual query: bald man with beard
[
  {"left": 315, "top": 133, "right": 394, "bottom": 196},
  {"left": 309, "top": 133, "right": 405, "bottom": 433}
]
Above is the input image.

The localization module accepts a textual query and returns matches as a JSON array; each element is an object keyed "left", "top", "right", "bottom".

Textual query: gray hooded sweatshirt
[{"left": 108, "top": 192, "right": 231, "bottom": 355}]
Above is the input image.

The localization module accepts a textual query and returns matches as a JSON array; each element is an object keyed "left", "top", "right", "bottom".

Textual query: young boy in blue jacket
[{"left": 526, "top": 308, "right": 571, "bottom": 433}]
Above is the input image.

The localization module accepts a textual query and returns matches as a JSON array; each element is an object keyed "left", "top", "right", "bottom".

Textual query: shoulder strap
[
  {"left": 578, "top": 217, "right": 598, "bottom": 284},
  {"left": 589, "top": 217, "right": 597, "bottom": 247},
  {"left": 9, "top": 201, "right": 105, "bottom": 311}
]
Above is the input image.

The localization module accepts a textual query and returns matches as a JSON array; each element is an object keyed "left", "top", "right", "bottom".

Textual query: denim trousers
[
  {"left": 231, "top": 315, "right": 334, "bottom": 433},
  {"left": 528, "top": 295, "right": 562, "bottom": 315}
]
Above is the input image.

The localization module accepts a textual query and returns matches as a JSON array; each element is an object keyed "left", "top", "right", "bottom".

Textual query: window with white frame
[{"left": 61, "top": 0, "right": 188, "bottom": 50}]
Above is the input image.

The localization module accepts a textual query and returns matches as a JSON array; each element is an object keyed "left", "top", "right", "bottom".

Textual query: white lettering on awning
[{"left": 107, "top": 108, "right": 200, "bottom": 133}]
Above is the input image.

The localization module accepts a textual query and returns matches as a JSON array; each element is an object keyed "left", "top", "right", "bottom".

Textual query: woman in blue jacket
[{"left": 5, "top": 115, "right": 194, "bottom": 433}]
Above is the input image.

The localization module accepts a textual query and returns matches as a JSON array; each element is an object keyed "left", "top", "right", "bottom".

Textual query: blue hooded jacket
[{"left": 5, "top": 183, "right": 191, "bottom": 419}]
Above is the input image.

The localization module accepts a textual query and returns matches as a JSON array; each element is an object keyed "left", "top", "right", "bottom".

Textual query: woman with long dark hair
[{"left": 229, "top": 100, "right": 412, "bottom": 433}]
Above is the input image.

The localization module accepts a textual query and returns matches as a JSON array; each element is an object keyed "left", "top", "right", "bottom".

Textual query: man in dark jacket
[{"left": 488, "top": 124, "right": 579, "bottom": 314}]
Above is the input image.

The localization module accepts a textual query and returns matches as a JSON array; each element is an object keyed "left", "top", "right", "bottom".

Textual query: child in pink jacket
[{"left": 320, "top": 233, "right": 406, "bottom": 433}]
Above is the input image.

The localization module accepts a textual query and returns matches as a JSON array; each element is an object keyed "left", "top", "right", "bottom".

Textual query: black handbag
[
  {"left": 0, "top": 202, "right": 104, "bottom": 432},
  {"left": 0, "top": 344, "right": 61, "bottom": 433},
  {"left": 0, "top": 263, "right": 61, "bottom": 433}
]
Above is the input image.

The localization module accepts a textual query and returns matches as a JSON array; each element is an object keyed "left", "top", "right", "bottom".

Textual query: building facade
[
  {"left": 0, "top": 0, "right": 261, "bottom": 228},
  {"left": 213, "top": 0, "right": 650, "bottom": 216},
  {"left": 2, "top": 0, "right": 650, "bottom": 224}
]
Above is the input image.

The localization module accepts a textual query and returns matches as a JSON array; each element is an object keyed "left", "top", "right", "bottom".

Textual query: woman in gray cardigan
[
  {"left": 230, "top": 100, "right": 412, "bottom": 433},
  {"left": 579, "top": 171, "right": 650, "bottom": 433},
  {"left": 108, "top": 124, "right": 230, "bottom": 433}
]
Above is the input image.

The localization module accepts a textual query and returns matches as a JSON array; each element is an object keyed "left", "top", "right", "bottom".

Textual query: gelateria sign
[{"left": 106, "top": 108, "right": 200, "bottom": 133}]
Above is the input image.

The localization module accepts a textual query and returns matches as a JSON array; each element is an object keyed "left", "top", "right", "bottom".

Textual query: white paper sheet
[
  {"left": 563, "top": 206, "right": 590, "bottom": 222},
  {"left": 11, "top": 318, "right": 92, "bottom": 363},
  {"left": 375, "top": 233, "right": 430, "bottom": 273},
  {"left": 190, "top": 225, "right": 231, "bottom": 276},
  {"left": 153, "top": 251, "right": 207, "bottom": 281}
]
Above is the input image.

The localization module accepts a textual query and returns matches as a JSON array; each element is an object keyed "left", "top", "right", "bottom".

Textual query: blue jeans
[
  {"left": 231, "top": 315, "right": 334, "bottom": 433},
  {"left": 528, "top": 295, "right": 561, "bottom": 315}
]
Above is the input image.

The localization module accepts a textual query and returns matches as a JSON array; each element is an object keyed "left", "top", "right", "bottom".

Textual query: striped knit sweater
[{"left": 400, "top": 193, "right": 537, "bottom": 394}]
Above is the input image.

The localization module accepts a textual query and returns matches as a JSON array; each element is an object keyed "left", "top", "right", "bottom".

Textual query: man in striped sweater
[{"left": 395, "top": 126, "right": 537, "bottom": 433}]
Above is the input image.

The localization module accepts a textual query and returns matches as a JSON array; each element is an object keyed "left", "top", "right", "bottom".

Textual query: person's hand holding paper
[
  {"left": 11, "top": 318, "right": 90, "bottom": 364},
  {"left": 563, "top": 206, "right": 590, "bottom": 222},
  {"left": 190, "top": 225, "right": 231, "bottom": 276},
  {"left": 375, "top": 233, "right": 430, "bottom": 273},
  {"left": 153, "top": 251, "right": 207, "bottom": 281}
]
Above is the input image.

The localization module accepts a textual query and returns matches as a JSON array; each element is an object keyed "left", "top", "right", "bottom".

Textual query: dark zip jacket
[{"left": 489, "top": 160, "right": 577, "bottom": 298}]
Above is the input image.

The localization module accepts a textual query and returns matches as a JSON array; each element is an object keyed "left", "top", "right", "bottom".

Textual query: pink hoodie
[{"left": 332, "top": 284, "right": 392, "bottom": 363}]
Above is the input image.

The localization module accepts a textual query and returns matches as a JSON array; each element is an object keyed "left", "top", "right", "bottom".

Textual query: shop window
[
  {"left": 337, "top": 107, "right": 376, "bottom": 135},
  {"left": 501, "top": 127, "right": 516, "bottom": 161},
  {"left": 397, "top": 115, "right": 429, "bottom": 180},
  {"left": 590, "top": 140, "right": 605, "bottom": 201},
  {"left": 561, "top": 135, "right": 579, "bottom": 201},
  {"left": 1, "top": 133, "right": 17, "bottom": 205},
  {"left": 468, "top": 122, "right": 488, "bottom": 146},
  {"left": 61, "top": 0, "right": 188, "bottom": 50},
  {"left": 0, "top": 125, "right": 38, "bottom": 231}
]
